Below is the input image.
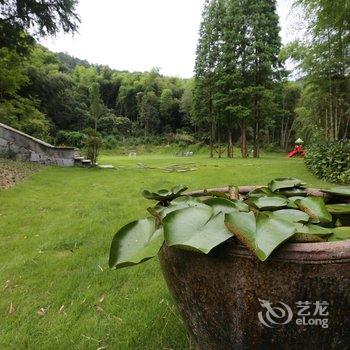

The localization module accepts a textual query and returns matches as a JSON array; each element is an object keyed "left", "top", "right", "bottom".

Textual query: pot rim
[
  {"left": 184, "top": 186, "right": 350, "bottom": 264},
  {"left": 224, "top": 238, "right": 350, "bottom": 264}
]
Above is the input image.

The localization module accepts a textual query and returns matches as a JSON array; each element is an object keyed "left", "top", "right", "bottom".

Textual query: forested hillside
[
  {"left": 0, "top": 45, "right": 193, "bottom": 147},
  {"left": 0, "top": 0, "right": 348, "bottom": 156}
]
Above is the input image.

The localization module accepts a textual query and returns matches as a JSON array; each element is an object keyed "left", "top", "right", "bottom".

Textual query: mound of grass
[{"left": 0, "top": 159, "right": 41, "bottom": 189}]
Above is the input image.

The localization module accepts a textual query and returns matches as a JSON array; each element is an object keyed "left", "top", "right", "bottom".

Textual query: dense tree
[
  {"left": 160, "top": 89, "right": 174, "bottom": 131},
  {"left": 285, "top": 0, "right": 350, "bottom": 141},
  {"left": 193, "top": 0, "right": 225, "bottom": 157},
  {"left": 0, "top": 0, "right": 80, "bottom": 54},
  {"left": 89, "top": 82, "right": 104, "bottom": 131},
  {"left": 194, "top": 0, "right": 283, "bottom": 158}
]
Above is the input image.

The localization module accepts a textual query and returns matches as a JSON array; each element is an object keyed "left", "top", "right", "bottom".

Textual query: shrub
[
  {"left": 84, "top": 129, "right": 102, "bottom": 165},
  {"left": 103, "top": 135, "right": 119, "bottom": 149},
  {"left": 305, "top": 141, "right": 350, "bottom": 184},
  {"left": 56, "top": 130, "right": 86, "bottom": 148}
]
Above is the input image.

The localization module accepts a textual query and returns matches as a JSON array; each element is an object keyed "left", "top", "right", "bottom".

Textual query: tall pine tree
[{"left": 193, "top": 0, "right": 225, "bottom": 157}]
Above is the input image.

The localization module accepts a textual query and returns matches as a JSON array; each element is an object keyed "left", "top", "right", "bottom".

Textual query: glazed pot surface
[{"left": 159, "top": 239, "right": 350, "bottom": 350}]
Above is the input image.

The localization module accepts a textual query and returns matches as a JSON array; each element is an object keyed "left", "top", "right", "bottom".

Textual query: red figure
[{"left": 288, "top": 145, "right": 305, "bottom": 158}]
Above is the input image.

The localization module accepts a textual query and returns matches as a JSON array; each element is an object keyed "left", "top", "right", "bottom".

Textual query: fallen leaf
[
  {"left": 4, "top": 280, "right": 10, "bottom": 289},
  {"left": 37, "top": 307, "right": 46, "bottom": 316},
  {"left": 99, "top": 294, "right": 106, "bottom": 303},
  {"left": 58, "top": 305, "right": 65, "bottom": 314},
  {"left": 95, "top": 306, "right": 103, "bottom": 314},
  {"left": 8, "top": 303, "right": 15, "bottom": 315}
]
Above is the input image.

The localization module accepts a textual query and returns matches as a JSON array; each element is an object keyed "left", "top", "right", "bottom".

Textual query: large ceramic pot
[{"left": 158, "top": 187, "right": 350, "bottom": 350}]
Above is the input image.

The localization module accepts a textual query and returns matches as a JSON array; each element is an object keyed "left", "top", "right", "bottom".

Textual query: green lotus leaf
[
  {"left": 225, "top": 212, "right": 296, "bottom": 261},
  {"left": 150, "top": 196, "right": 207, "bottom": 219},
  {"left": 248, "top": 196, "right": 288, "bottom": 210},
  {"left": 322, "top": 187, "right": 350, "bottom": 197},
  {"left": 294, "top": 223, "right": 333, "bottom": 236},
  {"left": 328, "top": 227, "right": 350, "bottom": 242},
  {"left": 278, "top": 188, "right": 308, "bottom": 197},
  {"left": 171, "top": 196, "right": 204, "bottom": 206},
  {"left": 269, "top": 209, "right": 310, "bottom": 223},
  {"left": 231, "top": 199, "right": 250, "bottom": 212},
  {"left": 326, "top": 203, "right": 350, "bottom": 215},
  {"left": 248, "top": 187, "right": 278, "bottom": 198},
  {"left": 254, "top": 213, "right": 296, "bottom": 261},
  {"left": 225, "top": 211, "right": 256, "bottom": 248},
  {"left": 163, "top": 206, "right": 233, "bottom": 254},
  {"left": 308, "top": 224, "right": 333, "bottom": 235},
  {"left": 142, "top": 184, "right": 188, "bottom": 202},
  {"left": 268, "top": 178, "right": 306, "bottom": 192},
  {"left": 295, "top": 197, "right": 332, "bottom": 224},
  {"left": 204, "top": 197, "right": 248, "bottom": 215},
  {"left": 109, "top": 218, "right": 164, "bottom": 269},
  {"left": 289, "top": 196, "right": 306, "bottom": 203}
]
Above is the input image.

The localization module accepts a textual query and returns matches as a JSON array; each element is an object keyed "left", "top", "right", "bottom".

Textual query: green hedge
[{"left": 305, "top": 141, "right": 350, "bottom": 184}]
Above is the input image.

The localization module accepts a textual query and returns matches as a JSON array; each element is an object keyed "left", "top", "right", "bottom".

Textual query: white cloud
[{"left": 40, "top": 0, "right": 297, "bottom": 78}]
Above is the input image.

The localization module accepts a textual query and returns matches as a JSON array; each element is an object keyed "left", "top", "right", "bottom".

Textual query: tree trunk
[
  {"left": 218, "top": 123, "right": 222, "bottom": 159},
  {"left": 253, "top": 119, "right": 260, "bottom": 158},
  {"left": 227, "top": 128, "right": 233, "bottom": 158},
  {"left": 253, "top": 95, "right": 260, "bottom": 158},
  {"left": 210, "top": 119, "right": 214, "bottom": 158},
  {"left": 343, "top": 116, "right": 349, "bottom": 140},
  {"left": 280, "top": 116, "right": 285, "bottom": 148},
  {"left": 241, "top": 121, "right": 248, "bottom": 158}
]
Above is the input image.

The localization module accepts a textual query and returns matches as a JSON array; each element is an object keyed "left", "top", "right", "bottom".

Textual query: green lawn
[{"left": 0, "top": 153, "right": 331, "bottom": 349}]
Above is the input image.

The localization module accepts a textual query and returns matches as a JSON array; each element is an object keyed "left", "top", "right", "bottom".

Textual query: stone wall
[{"left": 0, "top": 123, "right": 75, "bottom": 166}]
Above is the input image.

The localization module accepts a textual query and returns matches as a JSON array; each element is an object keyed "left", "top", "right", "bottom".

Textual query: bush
[
  {"left": 56, "top": 130, "right": 86, "bottom": 148},
  {"left": 305, "top": 141, "right": 350, "bottom": 184},
  {"left": 103, "top": 135, "right": 121, "bottom": 150},
  {"left": 84, "top": 129, "right": 102, "bottom": 165}
]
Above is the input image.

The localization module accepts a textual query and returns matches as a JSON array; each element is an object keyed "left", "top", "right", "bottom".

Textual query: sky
[{"left": 40, "top": 0, "right": 298, "bottom": 78}]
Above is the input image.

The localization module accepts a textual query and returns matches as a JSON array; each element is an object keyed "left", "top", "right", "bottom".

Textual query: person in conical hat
[{"left": 295, "top": 138, "right": 304, "bottom": 144}]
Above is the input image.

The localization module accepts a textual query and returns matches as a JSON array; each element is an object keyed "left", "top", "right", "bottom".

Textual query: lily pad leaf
[
  {"left": 289, "top": 196, "right": 306, "bottom": 203},
  {"left": 322, "top": 187, "right": 350, "bottom": 197},
  {"left": 295, "top": 197, "right": 332, "bottom": 224},
  {"left": 142, "top": 185, "right": 188, "bottom": 202},
  {"left": 269, "top": 209, "right": 310, "bottom": 223},
  {"left": 326, "top": 203, "right": 350, "bottom": 215},
  {"left": 231, "top": 199, "right": 250, "bottom": 212},
  {"left": 204, "top": 198, "right": 248, "bottom": 215},
  {"left": 225, "top": 212, "right": 296, "bottom": 261},
  {"left": 225, "top": 211, "right": 256, "bottom": 250},
  {"left": 268, "top": 178, "right": 306, "bottom": 192},
  {"left": 150, "top": 196, "right": 207, "bottom": 219},
  {"left": 254, "top": 213, "right": 296, "bottom": 261},
  {"left": 294, "top": 223, "right": 333, "bottom": 236},
  {"left": 248, "top": 187, "right": 278, "bottom": 198},
  {"left": 109, "top": 218, "right": 164, "bottom": 269},
  {"left": 328, "top": 227, "right": 350, "bottom": 242},
  {"left": 278, "top": 188, "right": 308, "bottom": 197},
  {"left": 163, "top": 206, "right": 232, "bottom": 254},
  {"left": 248, "top": 196, "right": 288, "bottom": 210}
]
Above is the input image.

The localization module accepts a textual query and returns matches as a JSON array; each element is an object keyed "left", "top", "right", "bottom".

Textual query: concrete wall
[{"left": 0, "top": 123, "right": 75, "bottom": 166}]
